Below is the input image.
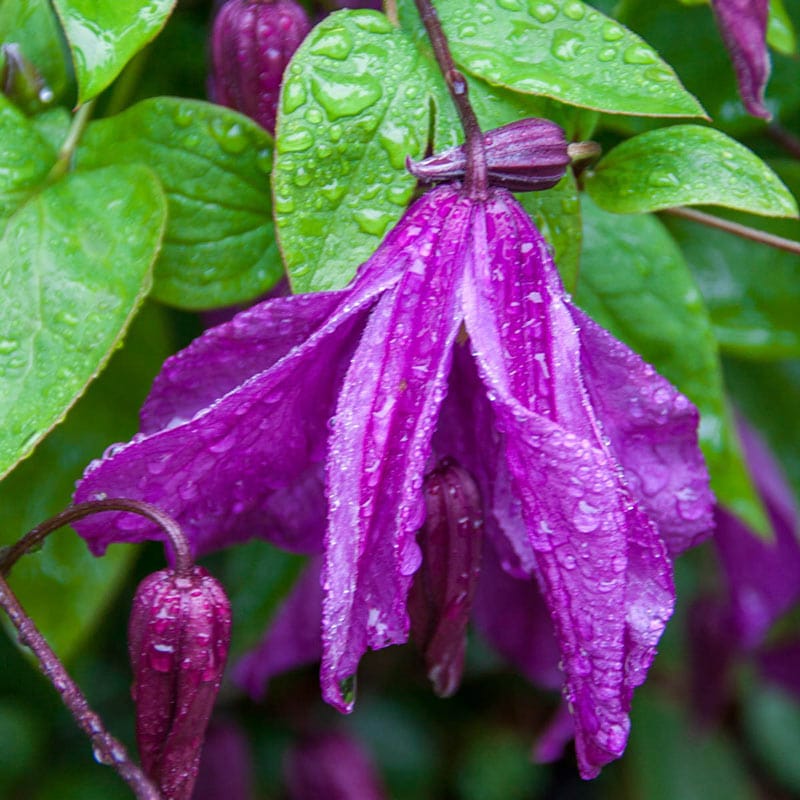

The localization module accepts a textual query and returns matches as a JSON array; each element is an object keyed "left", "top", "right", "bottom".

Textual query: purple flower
[
  {"left": 710, "top": 0, "right": 771, "bottom": 119},
  {"left": 688, "top": 419, "right": 800, "bottom": 721},
  {"left": 75, "top": 182, "right": 711, "bottom": 777},
  {"left": 284, "top": 732, "right": 388, "bottom": 800}
]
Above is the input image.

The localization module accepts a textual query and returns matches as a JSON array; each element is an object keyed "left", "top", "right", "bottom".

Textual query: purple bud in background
[
  {"left": 710, "top": 0, "right": 771, "bottom": 119},
  {"left": 284, "top": 732, "right": 388, "bottom": 800},
  {"left": 129, "top": 566, "right": 232, "bottom": 800},
  {"left": 210, "top": 0, "right": 311, "bottom": 134},
  {"left": 407, "top": 459, "right": 483, "bottom": 698},
  {"left": 191, "top": 720, "right": 254, "bottom": 800},
  {"left": 1, "top": 43, "right": 54, "bottom": 114},
  {"left": 407, "top": 118, "right": 570, "bottom": 192}
]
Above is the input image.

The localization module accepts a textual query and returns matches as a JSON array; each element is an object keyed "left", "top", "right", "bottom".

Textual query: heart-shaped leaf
[
  {"left": 586, "top": 125, "right": 798, "bottom": 217},
  {"left": 0, "top": 165, "right": 166, "bottom": 479}
]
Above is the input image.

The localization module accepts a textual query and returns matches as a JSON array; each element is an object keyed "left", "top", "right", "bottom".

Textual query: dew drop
[
  {"left": 310, "top": 26, "right": 354, "bottom": 60},
  {"left": 353, "top": 208, "right": 395, "bottom": 236},
  {"left": 173, "top": 106, "right": 194, "bottom": 127},
  {"left": 282, "top": 78, "right": 307, "bottom": 114},
  {"left": 602, "top": 22, "right": 624, "bottom": 41},
  {"left": 496, "top": 0, "right": 522, "bottom": 9},
  {"left": 529, "top": 1, "right": 558, "bottom": 23},
  {"left": 551, "top": 29, "right": 585, "bottom": 61},
  {"left": 0, "top": 338, "right": 18, "bottom": 354},
  {"left": 647, "top": 170, "right": 680, "bottom": 188},
  {"left": 597, "top": 47, "right": 617, "bottom": 62},
  {"left": 210, "top": 118, "right": 249, "bottom": 154},
  {"left": 562, "top": 1, "right": 585, "bottom": 20},
  {"left": 277, "top": 127, "right": 314, "bottom": 153},
  {"left": 311, "top": 68, "right": 382, "bottom": 120},
  {"left": 623, "top": 44, "right": 657, "bottom": 65}
]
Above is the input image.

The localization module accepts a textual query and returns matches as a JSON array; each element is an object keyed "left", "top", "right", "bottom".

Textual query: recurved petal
[
  {"left": 711, "top": 0, "right": 771, "bottom": 119},
  {"left": 321, "top": 186, "right": 467, "bottom": 711},
  {"left": 569, "top": 305, "right": 714, "bottom": 555},
  {"left": 234, "top": 557, "right": 323, "bottom": 701}
]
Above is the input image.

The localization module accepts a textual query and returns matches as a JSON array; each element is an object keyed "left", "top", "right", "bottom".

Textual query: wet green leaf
[
  {"left": 0, "top": 165, "right": 166, "bottom": 479},
  {"left": 275, "top": 10, "right": 438, "bottom": 292},
  {"left": 768, "top": 0, "right": 797, "bottom": 55},
  {"left": 586, "top": 125, "right": 798, "bottom": 217},
  {"left": 0, "top": 304, "right": 173, "bottom": 660},
  {"left": 78, "top": 98, "right": 279, "bottom": 309},
  {"left": 0, "top": 95, "right": 58, "bottom": 222},
  {"left": 51, "top": 0, "right": 176, "bottom": 104},
  {"left": 577, "top": 196, "right": 769, "bottom": 536},
  {"left": 665, "top": 160, "right": 800, "bottom": 360},
  {"left": 405, "top": 0, "right": 704, "bottom": 117}
]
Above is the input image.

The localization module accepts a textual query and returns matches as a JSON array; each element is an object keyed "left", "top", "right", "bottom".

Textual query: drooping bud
[
  {"left": 284, "top": 732, "right": 388, "bottom": 800},
  {"left": 407, "top": 459, "right": 483, "bottom": 697},
  {"left": 407, "top": 118, "right": 570, "bottom": 192},
  {"left": 129, "top": 566, "right": 231, "bottom": 800},
  {"left": 209, "top": 0, "right": 311, "bottom": 134},
  {"left": 1, "top": 44, "right": 55, "bottom": 114}
]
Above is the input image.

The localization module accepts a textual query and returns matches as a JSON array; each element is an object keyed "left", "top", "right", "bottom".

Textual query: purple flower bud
[
  {"left": 129, "top": 566, "right": 232, "bottom": 800},
  {"left": 407, "top": 118, "right": 570, "bottom": 192},
  {"left": 407, "top": 459, "right": 483, "bottom": 697},
  {"left": 284, "top": 732, "right": 388, "bottom": 800},
  {"left": 209, "top": 0, "right": 311, "bottom": 134},
  {"left": 1, "top": 43, "right": 54, "bottom": 114}
]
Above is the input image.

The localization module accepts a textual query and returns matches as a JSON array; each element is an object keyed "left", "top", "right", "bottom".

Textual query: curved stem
[
  {"left": 0, "top": 499, "right": 193, "bottom": 577},
  {"left": 47, "top": 99, "right": 95, "bottom": 182},
  {"left": 663, "top": 206, "right": 800, "bottom": 256},
  {"left": 413, "top": 0, "right": 487, "bottom": 198},
  {"left": 0, "top": 574, "right": 162, "bottom": 800}
]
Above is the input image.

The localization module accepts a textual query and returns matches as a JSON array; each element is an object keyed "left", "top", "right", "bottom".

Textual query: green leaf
[
  {"left": 518, "top": 173, "right": 581, "bottom": 291},
  {"left": 0, "top": 303, "right": 173, "bottom": 660},
  {"left": 77, "top": 98, "right": 279, "bottom": 309},
  {"left": 407, "top": 0, "right": 704, "bottom": 117},
  {"left": 577, "top": 196, "right": 769, "bottom": 536},
  {"left": 585, "top": 125, "right": 799, "bottom": 217},
  {"left": 275, "top": 10, "right": 438, "bottom": 292},
  {"left": 768, "top": 0, "right": 797, "bottom": 56},
  {"left": 0, "top": 0, "right": 72, "bottom": 104},
  {"left": 665, "top": 161, "right": 800, "bottom": 359},
  {"left": 0, "top": 165, "right": 166, "bottom": 480},
  {"left": 51, "top": 0, "right": 176, "bottom": 104},
  {"left": 0, "top": 95, "right": 58, "bottom": 222}
]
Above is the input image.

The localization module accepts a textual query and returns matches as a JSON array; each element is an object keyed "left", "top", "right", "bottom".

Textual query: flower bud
[
  {"left": 1, "top": 43, "right": 55, "bottom": 114},
  {"left": 408, "top": 459, "right": 483, "bottom": 697},
  {"left": 129, "top": 566, "right": 231, "bottom": 800},
  {"left": 209, "top": 0, "right": 311, "bottom": 134},
  {"left": 407, "top": 118, "right": 570, "bottom": 192}
]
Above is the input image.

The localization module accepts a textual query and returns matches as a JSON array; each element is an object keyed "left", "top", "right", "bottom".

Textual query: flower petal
[
  {"left": 74, "top": 188, "right": 449, "bottom": 556},
  {"left": 233, "top": 557, "right": 323, "bottom": 701},
  {"left": 570, "top": 306, "right": 713, "bottom": 555},
  {"left": 321, "top": 186, "right": 468, "bottom": 711},
  {"left": 462, "top": 189, "right": 675, "bottom": 777},
  {"left": 711, "top": 0, "right": 771, "bottom": 119}
]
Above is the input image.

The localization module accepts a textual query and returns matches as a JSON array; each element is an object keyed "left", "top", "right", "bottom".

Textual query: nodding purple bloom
[
  {"left": 129, "top": 566, "right": 231, "bottom": 800},
  {"left": 75, "top": 177, "right": 711, "bottom": 777},
  {"left": 284, "top": 732, "right": 388, "bottom": 800},
  {"left": 689, "top": 420, "right": 800, "bottom": 722},
  {"left": 710, "top": 0, "right": 771, "bottom": 119},
  {"left": 210, "top": 0, "right": 311, "bottom": 134}
]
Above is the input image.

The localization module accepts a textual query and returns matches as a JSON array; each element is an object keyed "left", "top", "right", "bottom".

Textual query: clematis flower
[
  {"left": 74, "top": 177, "right": 712, "bottom": 777},
  {"left": 710, "top": 0, "right": 771, "bottom": 119},
  {"left": 688, "top": 419, "right": 800, "bottom": 722}
]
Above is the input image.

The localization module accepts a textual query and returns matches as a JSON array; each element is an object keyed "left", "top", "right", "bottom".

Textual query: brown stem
[
  {"left": 767, "top": 123, "right": 800, "bottom": 160},
  {"left": 0, "top": 574, "right": 162, "bottom": 799},
  {"left": 413, "top": 0, "right": 487, "bottom": 198},
  {"left": 0, "top": 499, "right": 193, "bottom": 577},
  {"left": 662, "top": 206, "right": 800, "bottom": 256}
]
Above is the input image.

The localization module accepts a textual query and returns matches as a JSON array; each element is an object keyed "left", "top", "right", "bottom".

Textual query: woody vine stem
[{"left": 0, "top": 499, "right": 195, "bottom": 800}]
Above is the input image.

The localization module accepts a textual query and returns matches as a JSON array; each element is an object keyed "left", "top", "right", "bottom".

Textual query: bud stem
[
  {"left": 48, "top": 99, "right": 95, "bottom": 182},
  {"left": 413, "top": 0, "right": 487, "bottom": 198},
  {"left": 0, "top": 499, "right": 194, "bottom": 578},
  {"left": 0, "top": 574, "right": 162, "bottom": 799},
  {"left": 663, "top": 206, "right": 800, "bottom": 256}
]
